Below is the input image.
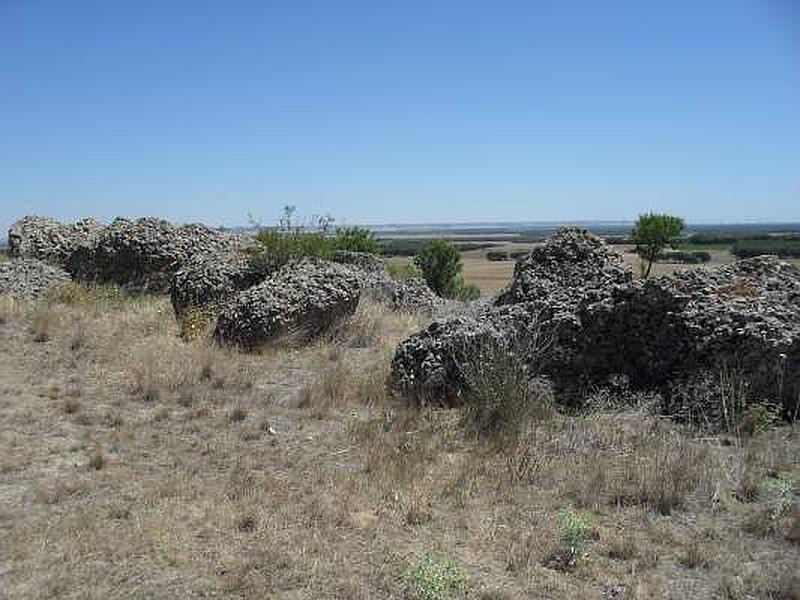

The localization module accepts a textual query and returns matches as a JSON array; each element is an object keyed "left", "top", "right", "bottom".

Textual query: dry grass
[{"left": 0, "top": 285, "right": 798, "bottom": 599}]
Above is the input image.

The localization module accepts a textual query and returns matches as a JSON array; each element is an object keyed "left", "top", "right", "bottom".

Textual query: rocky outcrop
[
  {"left": 390, "top": 228, "right": 631, "bottom": 405},
  {"left": 391, "top": 278, "right": 445, "bottom": 314},
  {"left": 67, "top": 217, "right": 237, "bottom": 291},
  {"left": 0, "top": 259, "right": 71, "bottom": 299},
  {"left": 578, "top": 256, "right": 800, "bottom": 413},
  {"left": 214, "top": 259, "right": 361, "bottom": 349},
  {"left": 330, "top": 250, "right": 394, "bottom": 298},
  {"left": 388, "top": 302, "right": 544, "bottom": 405},
  {"left": 329, "top": 251, "right": 444, "bottom": 314},
  {"left": 8, "top": 216, "right": 103, "bottom": 266},
  {"left": 169, "top": 250, "right": 270, "bottom": 319},
  {"left": 389, "top": 227, "right": 800, "bottom": 417},
  {"left": 496, "top": 226, "right": 632, "bottom": 307}
]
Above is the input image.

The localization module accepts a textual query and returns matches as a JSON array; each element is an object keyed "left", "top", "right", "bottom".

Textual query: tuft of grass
[
  {"left": 0, "top": 295, "right": 22, "bottom": 324},
  {"left": 557, "top": 509, "right": 594, "bottom": 568},
  {"left": 178, "top": 305, "right": 216, "bottom": 341},
  {"left": 87, "top": 449, "right": 105, "bottom": 471},
  {"left": 403, "top": 551, "right": 467, "bottom": 600},
  {"left": 605, "top": 531, "right": 638, "bottom": 561},
  {"left": 132, "top": 353, "right": 163, "bottom": 402},
  {"left": 459, "top": 333, "right": 554, "bottom": 439},
  {"left": 679, "top": 540, "right": 712, "bottom": 569},
  {"left": 46, "top": 282, "right": 123, "bottom": 306},
  {"left": 30, "top": 302, "right": 56, "bottom": 342}
]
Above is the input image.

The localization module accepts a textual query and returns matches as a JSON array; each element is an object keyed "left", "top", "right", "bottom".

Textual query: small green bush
[
  {"left": 333, "top": 226, "right": 382, "bottom": 254},
  {"left": 413, "top": 239, "right": 463, "bottom": 297},
  {"left": 403, "top": 551, "right": 467, "bottom": 600},
  {"left": 453, "top": 276, "right": 480, "bottom": 301},
  {"left": 559, "top": 509, "right": 593, "bottom": 563},
  {"left": 250, "top": 212, "right": 380, "bottom": 271}
]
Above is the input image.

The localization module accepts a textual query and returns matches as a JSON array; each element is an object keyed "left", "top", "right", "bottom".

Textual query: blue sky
[{"left": 1, "top": 0, "right": 799, "bottom": 230}]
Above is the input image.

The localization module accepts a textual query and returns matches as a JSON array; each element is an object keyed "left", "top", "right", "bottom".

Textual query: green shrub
[
  {"left": 453, "top": 276, "right": 480, "bottom": 301},
  {"left": 558, "top": 509, "right": 593, "bottom": 564},
  {"left": 250, "top": 212, "right": 381, "bottom": 271},
  {"left": 332, "top": 226, "right": 381, "bottom": 254},
  {"left": 413, "top": 239, "right": 462, "bottom": 297},
  {"left": 403, "top": 551, "right": 467, "bottom": 600}
]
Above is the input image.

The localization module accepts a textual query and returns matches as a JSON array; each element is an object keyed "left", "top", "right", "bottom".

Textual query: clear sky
[{"left": 1, "top": 0, "right": 799, "bottom": 231}]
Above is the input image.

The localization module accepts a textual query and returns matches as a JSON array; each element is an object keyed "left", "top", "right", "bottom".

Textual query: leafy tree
[
  {"left": 333, "top": 226, "right": 382, "bottom": 254},
  {"left": 631, "top": 213, "right": 685, "bottom": 278},
  {"left": 414, "top": 239, "right": 463, "bottom": 297}
]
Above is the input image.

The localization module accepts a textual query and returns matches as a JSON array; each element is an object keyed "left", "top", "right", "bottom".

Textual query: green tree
[
  {"left": 631, "top": 213, "right": 685, "bottom": 278},
  {"left": 414, "top": 239, "right": 463, "bottom": 297}
]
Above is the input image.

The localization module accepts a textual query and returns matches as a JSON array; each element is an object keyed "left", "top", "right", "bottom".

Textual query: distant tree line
[{"left": 732, "top": 238, "right": 800, "bottom": 259}]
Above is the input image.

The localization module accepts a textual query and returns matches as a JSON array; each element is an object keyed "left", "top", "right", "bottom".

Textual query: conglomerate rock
[
  {"left": 495, "top": 226, "right": 633, "bottom": 308},
  {"left": 67, "top": 217, "right": 237, "bottom": 291},
  {"left": 390, "top": 228, "right": 630, "bottom": 404},
  {"left": 329, "top": 250, "right": 444, "bottom": 313},
  {"left": 330, "top": 250, "right": 394, "bottom": 299},
  {"left": 391, "top": 277, "right": 446, "bottom": 314},
  {"left": 0, "top": 258, "right": 71, "bottom": 299},
  {"left": 8, "top": 216, "right": 103, "bottom": 266},
  {"left": 169, "top": 249, "right": 271, "bottom": 319},
  {"left": 389, "top": 228, "right": 800, "bottom": 416},
  {"left": 578, "top": 256, "right": 800, "bottom": 412},
  {"left": 388, "top": 302, "right": 544, "bottom": 405},
  {"left": 214, "top": 258, "right": 361, "bottom": 349}
]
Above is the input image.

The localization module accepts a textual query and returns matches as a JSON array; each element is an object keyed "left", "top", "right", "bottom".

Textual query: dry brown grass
[{"left": 0, "top": 285, "right": 798, "bottom": 599}]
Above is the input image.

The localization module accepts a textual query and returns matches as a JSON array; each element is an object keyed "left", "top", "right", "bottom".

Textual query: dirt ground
[{"left": 1, "top": 289, "right": 798, "bottom": 599}]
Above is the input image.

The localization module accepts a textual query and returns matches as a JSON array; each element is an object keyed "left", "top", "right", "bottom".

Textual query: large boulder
[
  {"left": 330, "top": 250, "right": 395, "bottom": 299},
  {"left": 330, "top": 250, "right": 444, "bottom": 313},
  {"left": 67, "top": 217, "right": 237, "bottom": 292},
  {"left": 8, "top": 216, "right": 103, "bottom": 266},
  {"left": 389, "top": 227, "right": 631, "bottom": 405},
  {"left": 169, "top": 250, "right": 270, "bottom": 319},
  {"left": 0, "top": 258, "right": 71, "bottom": 299},
  {"left": 388, "top": 302, "right": 544, "bottom": 405},
  {"left": 579, "top": 256, "right": 800, "bottom": 414},
  {"left": 391, "top": 278, "right": 445, "bottom": 314},
  {"left": 496, "top": 226, "right": 632, "bottom": 308},
  {"left": 214, "top": 258, "right": 361, "bottom": 349}
]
